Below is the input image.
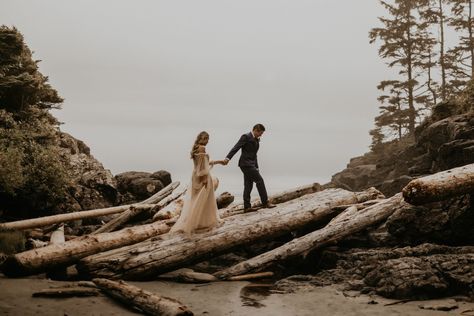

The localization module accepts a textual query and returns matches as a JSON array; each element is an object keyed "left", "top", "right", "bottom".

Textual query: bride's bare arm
[{"left": 210, "top": 160, "right": 225, "bottom": 166}]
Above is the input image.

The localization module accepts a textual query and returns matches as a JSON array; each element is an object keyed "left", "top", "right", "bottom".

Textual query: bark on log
[
  {"left": 91, "top": 206, "right": 146, "bottom": 235},
  {"left": 1, "top": 220, "right": 172, "bottom": 277},
  {"left": 0, "top": 204, "right": 155, "bottom": 231},
  {"left": 402, "top": 163, "right": 474, "bottom": 205},
  {"left": 158, "top": 268, "right": 218, "bottom": 283},
  {"left": 227, "top": 271, "right": 274, "bottom": 281},
  {"left": 0, "top": 182, "right": 179, "bottom": 231},
  {"left": 92, "top": 182, "right": 179, "bottom": 234},
  {"left": 92, "top": 278, "right": 193, "bottom": 316},
  {"left": 77, "top": 188, "right": 382, "bottom": 280},
  {"left": 46, "top": 225, "right": 67, "bottom": 280},
  {"left": 214, "top": 194, "right": 407, "bottom": 279},
  {"left": 139, "top": 181, "right": 180, "bottom": 204},
  {"left": 330, "top": 199, "right": 386, "bottom": 211},
  {"left": 219, "top": 182, "right": 324, "bottom": 218},
  {"left": 152, "top": 185, "right": 187, "bottom": 221},
  {"left": 26, "top": 238, "right": 49, "bottom": 249},
  {"left": 32, "top": 287, "right": 100, "bottom": 298}
]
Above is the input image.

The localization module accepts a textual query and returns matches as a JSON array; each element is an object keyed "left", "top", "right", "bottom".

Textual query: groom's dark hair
[{"left": 253, "top": 124, "right": 265, "bottom": 132}]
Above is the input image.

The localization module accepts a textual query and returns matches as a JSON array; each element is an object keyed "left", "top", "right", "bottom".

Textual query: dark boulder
[{"left": 115, "top": 170, "right": 172, "bottom": 204}]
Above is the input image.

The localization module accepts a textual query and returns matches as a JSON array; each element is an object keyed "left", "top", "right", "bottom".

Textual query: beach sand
[{"left": 1, "top": 276, "right": 473, "bottom": 315}]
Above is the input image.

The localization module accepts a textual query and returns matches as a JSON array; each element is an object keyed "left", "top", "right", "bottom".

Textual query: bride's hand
[{"left": 200, "top": 176, "right": 208, "bottom": 187}]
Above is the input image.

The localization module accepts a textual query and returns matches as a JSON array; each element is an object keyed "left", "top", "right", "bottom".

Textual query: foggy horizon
[{"left": 1, "top": 1, "right": 393, "bottom": 196}]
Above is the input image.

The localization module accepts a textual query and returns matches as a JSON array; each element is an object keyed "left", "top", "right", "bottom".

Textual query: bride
[{"left": 170, "top": 131, "right": 226, "bottom": 234}]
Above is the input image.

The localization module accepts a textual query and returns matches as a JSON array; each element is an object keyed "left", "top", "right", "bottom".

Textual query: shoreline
[{"left": 1, "top": 276, "right": 473, "bottom": 316}]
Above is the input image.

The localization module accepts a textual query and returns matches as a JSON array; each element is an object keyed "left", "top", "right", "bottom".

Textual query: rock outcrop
[
  {"left": 115, "top": 170, "right": 172, "bottom": 204},
  {"left": 56, "top": 132, "right": 172, "bottom": 213},
  {"left": 57, "top": 132, "right": 118, "bottom": 213},
  {"left": 331, "top": 105, "right": 474, "bottom": 197},
  {"left": 274, "top": 243, "right": 474, "bottom": 299}
]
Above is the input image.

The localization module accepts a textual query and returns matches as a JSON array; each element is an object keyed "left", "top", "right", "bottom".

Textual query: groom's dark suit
[{"left": 226, "top": 132, "right": 269, "bottom": 209}]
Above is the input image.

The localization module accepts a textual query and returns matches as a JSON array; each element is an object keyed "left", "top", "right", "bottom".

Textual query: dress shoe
[
  {"left": 243, "top": 207, "right": 258, "bottom": 213},
  {"left": 262, "top": 202, "right": 276, "bottom": 209}
]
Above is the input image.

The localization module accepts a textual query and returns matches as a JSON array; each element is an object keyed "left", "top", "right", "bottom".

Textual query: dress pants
[{"left": 240, "top": 166, "right": 268, "bottom": 209}]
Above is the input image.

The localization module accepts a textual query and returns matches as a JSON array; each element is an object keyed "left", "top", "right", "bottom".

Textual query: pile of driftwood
[{"left": 1, "top": 163, "right": 473, "bottom": 315}]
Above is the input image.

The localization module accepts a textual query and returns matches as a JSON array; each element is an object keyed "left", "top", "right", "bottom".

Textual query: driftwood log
[
  {"left": 1, "top": 220, "right": 172, "bottom": 277},
  {"left": 93, "top": 278, "right": 193, "bottom": 316},
  {"left": 219, "top": 183, "right": 323, "bottom": 218},
  {"left": 32, "top": 287, "right": 100, "bottom": 298},
  {"left": 227, "top": 271, "right": 274, "bottom": 281},
  {"left": 214, "top": 194, "right": 408, "bottom": 279},
  {"left": 26, "top": 238, "right": 49, "bottom": 249},
  {"left": 77, "top": 187, "right": 382, "bottom": 280},
  {"left": 152, "top": 185, "right": 187, "bottom": 221},
  {"left": 91, "top": 206, "right": 146, "bottom": 235},
  {"left": 0, "top": 204, "right": 155, "bottom": 231},
  {"left": 92, "top": 182, "right": 179, "bottom": 234},
  {"left": 138, "top": 181, "right": 180, "bottom": 204},
  {"left": 402, "top": 163, "right": 474, "bottom": 205},
  {"left": 0, "top": 182, "right": 179, "bottom": 231},
  {"left": 46, "top": 225, "right": 67, "bottom": 280},
  {"left": 158, "top": 268, "right": 218, "bottom": 283}
]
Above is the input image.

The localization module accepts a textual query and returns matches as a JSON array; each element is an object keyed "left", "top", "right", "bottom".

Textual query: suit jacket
[{"left": 226, "top": 132, "right": 260, "bottom": 168}]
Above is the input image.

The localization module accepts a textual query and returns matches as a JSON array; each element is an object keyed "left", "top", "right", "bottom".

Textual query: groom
[{"left": 223, "top": 124, "right": 276, "bottom": 211}]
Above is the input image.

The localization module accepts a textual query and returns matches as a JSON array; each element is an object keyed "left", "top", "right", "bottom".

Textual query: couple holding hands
[{"left": 170, "top": 123, "right": 276, "bottom": 235}]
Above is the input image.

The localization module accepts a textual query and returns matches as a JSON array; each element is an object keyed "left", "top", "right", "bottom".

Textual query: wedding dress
[{"left": 170, "top": 152, "right": 220, "bottom": 234}]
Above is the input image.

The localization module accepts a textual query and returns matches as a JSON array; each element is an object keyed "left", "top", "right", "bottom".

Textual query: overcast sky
[{"left": 2, "top": 1, "right": 391, "bottom": 196}]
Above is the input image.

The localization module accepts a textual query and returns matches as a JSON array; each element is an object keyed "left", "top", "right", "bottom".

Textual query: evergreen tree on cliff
[
  {"left": 419, "top": 0, "right": 448, "bottom": 101},
  {"left": 445, "top": 0, "right": 474, "bottom": 91},
  {"left": 0, "top": 26, "right": 71, "bottom": 218},
  {"left": 370, "top": 0, "right": 438, "bottom": 145}
]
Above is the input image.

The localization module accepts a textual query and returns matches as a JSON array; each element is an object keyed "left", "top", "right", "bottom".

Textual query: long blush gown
[{"left": 170, "top": 152, "right": 220, "bottom": 234}]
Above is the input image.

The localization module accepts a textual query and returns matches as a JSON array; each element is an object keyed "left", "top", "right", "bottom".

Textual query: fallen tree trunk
[
  {"left": 0, "top": 182, "right": 179, "bottom": 231},
  {"left": 77, "top": 187, "right": 382, "bottom": 280},
  {"left": 214, "top": 194, "right": 408, "bottom": 279},
  {"left": 402, "top": 163, "right": 474, "bottom": 205},
  {"left": 91, "top": 206, "right": 146, "bottom": 235},
  {"left": 0, "top": 204, "right": 156, "bottom": 231},
  {"left": 32, "top": 287, "right": 100, "bottom": 298},
  {"left": 219, "top": 182, "right": 323, "bottom": 218},
  {"left": 26, "top": 238, "right": 49, "bottom": 249},
  {"left": 158, "top": 268, "right": 218, "bottom": 283},
  {"left": 1, "top": 220, "right": 172, "bottom": 277},
  {"left": 139, "top": 181, "right": 180, "bottom": 204},
  {"left": 152, "top": 185, "right": 187, "bottom": 221},
  {"left": 93, "top": 278, "right": 193, "bottom": 316},
  {"left": 90, "top": 183, "right": 181, "bottom": 234},
  {"left": 227, "top": 271, "right": 274, "bottom": 281},
  {"left": 46, "top": 225, "right": 67, "bottom": 280}
]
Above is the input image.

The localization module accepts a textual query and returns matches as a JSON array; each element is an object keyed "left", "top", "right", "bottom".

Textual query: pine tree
[
  {"left": 0, "top": 26, "right": 63, "bottom": 116},
  {"left": 370, "top": 0, "right": 435, "bottom": 143},
  {"left": 420, "top": 0, "right": 448, "bottom": 100},
  {"left": 445, "top": 0, "right": 474, "bottom": 91},
  {"left": 0, "top": 26, "right": 71, "bottom": 218}
]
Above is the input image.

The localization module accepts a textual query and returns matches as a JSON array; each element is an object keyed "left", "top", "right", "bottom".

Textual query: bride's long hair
[{"left": 190, "top": 131, "right": 209, "bottom": 159}]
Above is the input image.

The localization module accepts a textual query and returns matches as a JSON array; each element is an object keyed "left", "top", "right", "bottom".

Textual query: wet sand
[{"left": 0, "top": 276, "right": 473, "bottom": 315}]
